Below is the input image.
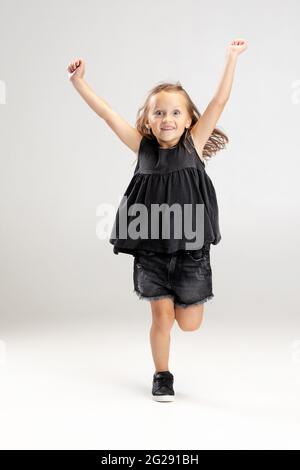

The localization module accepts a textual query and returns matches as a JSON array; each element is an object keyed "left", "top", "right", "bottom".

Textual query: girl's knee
[
  {"left": 177, "top": 321, "right": 202, "bottom": 331},
  {"left": 151, "top": 300, "right": 176, "bottom": 331},
  {"left": 152, "top": 313, "right": 175, "bottom": 331}
]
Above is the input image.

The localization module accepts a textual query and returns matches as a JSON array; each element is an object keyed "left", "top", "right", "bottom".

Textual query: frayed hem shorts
[{"left": 133, "top": 243, "right": 214, "bottom": 308}]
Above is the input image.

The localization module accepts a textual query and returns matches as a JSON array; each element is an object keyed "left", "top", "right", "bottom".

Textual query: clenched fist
[
  {"left": 66, "top": 58, "right": 85, "bottom": 81},
  {"left": 227, "top": 38, "right": 248, "bottom": 56}
]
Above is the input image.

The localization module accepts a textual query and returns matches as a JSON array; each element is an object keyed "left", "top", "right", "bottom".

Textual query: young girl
[{"left": 67, "top": 38, "right": 247, "bottom": 402}]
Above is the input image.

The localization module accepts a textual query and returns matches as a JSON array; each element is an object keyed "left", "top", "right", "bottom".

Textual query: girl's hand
[
  {"left": 67, "top": 58, "right": 85, "bottom": 81},
  {"left": 227, "top": 39, "right": 248, "bottom": 56}
]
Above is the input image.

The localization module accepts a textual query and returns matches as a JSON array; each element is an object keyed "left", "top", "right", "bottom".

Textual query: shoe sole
[{"left": 152, "top": 394, "right": 175, "bottom": 402}]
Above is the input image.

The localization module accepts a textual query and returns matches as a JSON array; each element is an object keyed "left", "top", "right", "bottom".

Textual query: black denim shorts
[{"left": 133, "top": 243, "right": 214, "bottom": 308}]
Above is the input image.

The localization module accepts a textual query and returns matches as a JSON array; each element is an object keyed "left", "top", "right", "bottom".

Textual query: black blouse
[{"left": 109, "top": 130, "right": 221, "bottom": 257}]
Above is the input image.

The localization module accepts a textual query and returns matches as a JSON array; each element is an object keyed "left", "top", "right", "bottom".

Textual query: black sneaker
[{"left": 152, "top": 371, "right": 175, "bottom": 402}]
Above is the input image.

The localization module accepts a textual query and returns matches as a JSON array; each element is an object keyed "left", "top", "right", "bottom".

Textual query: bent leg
[{"left": 175, "top": 303, "right": 204, "bottom": 331}]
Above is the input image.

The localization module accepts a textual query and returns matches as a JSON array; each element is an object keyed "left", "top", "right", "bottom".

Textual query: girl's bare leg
[{"left": 149, "top": 298, "right": 176, "bottom": 373}]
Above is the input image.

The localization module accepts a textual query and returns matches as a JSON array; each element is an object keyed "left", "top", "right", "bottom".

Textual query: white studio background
[{"left": 0, "top": 0, "right": 299, "bottom": 450}]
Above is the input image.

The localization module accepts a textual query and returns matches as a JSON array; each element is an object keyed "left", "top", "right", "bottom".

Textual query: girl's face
[{"left": 147, "top": 91, "right": 192, "bottom": 148}]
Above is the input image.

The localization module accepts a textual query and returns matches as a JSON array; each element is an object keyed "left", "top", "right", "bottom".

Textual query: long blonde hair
[{"left": 132, "top": 81, "right": 229, "bottom": 165}]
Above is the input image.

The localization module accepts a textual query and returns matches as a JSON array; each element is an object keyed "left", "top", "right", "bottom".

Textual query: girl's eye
[{"left": 155, "top": 110, "right": 180, "bottom": 115}]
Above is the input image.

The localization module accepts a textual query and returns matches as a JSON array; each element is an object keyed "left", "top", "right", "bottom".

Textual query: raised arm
[
  {"left": 190, "top": 39, "right": 248, "bottom": 153},
  {"left": 67, "top": 58, "right": 142, "bottom": 154}
]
